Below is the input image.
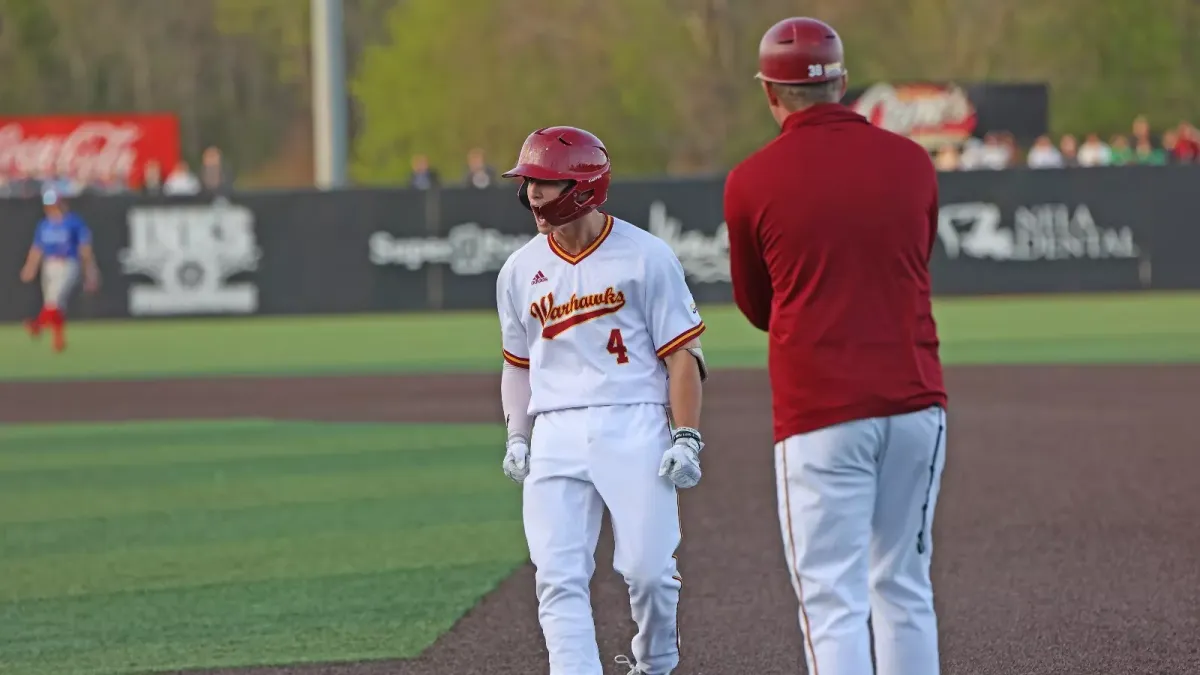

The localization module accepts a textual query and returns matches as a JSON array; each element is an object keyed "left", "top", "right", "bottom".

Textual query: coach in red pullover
[{"left": 724, "top": 17, "right": 949, "bottom": 675}]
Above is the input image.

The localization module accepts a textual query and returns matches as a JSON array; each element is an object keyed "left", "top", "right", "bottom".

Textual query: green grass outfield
[
  {"left": 2, "top": 292, "right": 1199, "bottom": 381},
  {"left": 0, "top": 420, "right": 525, "bottom": 675}
]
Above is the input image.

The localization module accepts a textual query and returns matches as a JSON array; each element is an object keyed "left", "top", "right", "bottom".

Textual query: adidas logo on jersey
[{"left": 531, "top": 271, "right": 548, "bottom": 285}]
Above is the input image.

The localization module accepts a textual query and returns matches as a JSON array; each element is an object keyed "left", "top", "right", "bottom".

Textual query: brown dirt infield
[{"left": 4, "top": 366, "right": 1199, "bottom": 675}]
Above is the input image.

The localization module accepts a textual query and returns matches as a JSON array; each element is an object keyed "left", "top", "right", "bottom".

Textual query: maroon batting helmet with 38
[
  {"left": 502, "top": 126, "right": 611, "bottom": 227},
  {"left": 755, "top": 17, "right": 846, "bottom": 85}
]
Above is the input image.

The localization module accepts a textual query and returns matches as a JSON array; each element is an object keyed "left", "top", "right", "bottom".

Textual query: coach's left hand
[{"left": 659, "top": 427, "right": 703, "bottom": 489}]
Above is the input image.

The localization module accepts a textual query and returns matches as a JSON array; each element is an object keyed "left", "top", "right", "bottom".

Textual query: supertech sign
[
  {"left": 367, "top": 201, "right": 732, "bottom": 284},
  {"left": 368, "top": 223, "right": 529, "bottom": 276}
]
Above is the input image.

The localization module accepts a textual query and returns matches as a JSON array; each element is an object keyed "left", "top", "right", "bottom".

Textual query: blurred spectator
[
  {"left": 163, "top": 161, "right": 201, "bottom": 195},
  {"left": 201, "top": 146, "right": 232, "bottom": 194},
  {"left": 142, "top": 160, "right": 164, "bottom": 195},
  {"left": 933, "top": 143, "right": 960, "bottom": 171},
  {"left": 1026, "top": 135, "right": 1064, "bottom": 168},
  {"left": 463, "top": 148, "right": 498, "bottom": 189},
  {"left": 86, "top": 164, "right": 128, "bottom": 195},
  {"left": 1171, "top": 122, "right": 1199, "bottom": 163},
  {"left": 1058, "top": 134, "right": 1079, "bottom": 166},
  {"left": 1133, "top": 138, "right": 1167, "bottom": 165},
  {"left": 45, "top": 171, "right": 82, "bottom": 197},
  {"left": 1131, "top": 114, "right": 1159, "bottom": 149},
  {"left": 409, "top": 154, "right": 439, "bottom": 190},
  {"left": 999, "top": 131, "right": 1020, "bottom": 168},
  {"left": 1108, "top": 135, "right": 1134, "bottom": 165},
  {"left": 1077, "top": 134, "right": 1111, "bottom": 167},
  {"left": 962, "top": 132, "right": 1011, "bottom": 170},
  {"left": 19, "top": 170, "right": 41, "bottom": 197},
  {"left": 2, "top": 166, "right": 36, "bottom": 198},
  {"left": 956, "top": 137, "right": 982, "bottom": 170},
  {"left": 1162, "top": 129, "right": 1179, "bottom": 159}
]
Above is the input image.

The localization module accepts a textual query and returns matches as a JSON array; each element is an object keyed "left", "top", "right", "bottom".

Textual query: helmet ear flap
[{"left": 518, "top": 180, "right": 532, "bottom": 211}]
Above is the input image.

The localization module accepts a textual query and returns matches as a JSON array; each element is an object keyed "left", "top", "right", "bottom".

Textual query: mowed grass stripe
[
  {"left": 0, "top": 562, "right": 521, "bottom": 675},
  {"left": 0, "top": 421, "right": 507, "bottom": 525},
  {"left": 0, "top": 441, "right": 497, "bottom": 490},
  {"left": 2, "top": 518, "right": 525, "bottom": 602},
  {"left": 1, "top": 461, "right": 506, "bottom": 525},
  {"left": 1, "top": 491, "right": 520, "bottom": 558},
  {"left": 0, "top": 418, "right": 288, "bottom": 446},
  {"left": 939, "top": 332, "right": 1200, "bottom": 365},
  {"left": 0, "top": 421, "right": 501, "bottom": 458}
]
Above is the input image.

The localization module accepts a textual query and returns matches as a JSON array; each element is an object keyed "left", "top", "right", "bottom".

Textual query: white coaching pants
[
  {"left": 41, "top": 258, "right": 79, "bottom": 309},
  {"left": 776, "top": 405, "right": 946, "bottom": 675},
  {"left": 523, "top": 403, "right": 682, "bottom": 675}
]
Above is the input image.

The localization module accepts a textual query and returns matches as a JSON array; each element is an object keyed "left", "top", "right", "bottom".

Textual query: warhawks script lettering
[{"left": 531, "top": 287, "right": 626, "bottom": 339}]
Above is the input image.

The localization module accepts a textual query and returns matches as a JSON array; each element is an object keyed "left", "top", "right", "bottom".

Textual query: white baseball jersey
[{"left": 496, "top": 214, "right": 705, "bottom": 416}]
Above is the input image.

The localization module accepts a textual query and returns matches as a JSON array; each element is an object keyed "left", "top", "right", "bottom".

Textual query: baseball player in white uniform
[{"left": 495, "top": 126, "right": 708, "bottom": 675}]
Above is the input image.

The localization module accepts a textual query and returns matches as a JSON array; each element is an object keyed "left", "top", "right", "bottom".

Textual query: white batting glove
[
  {"left": 502, "top": 434, "right": 531, "bottom": 484},
  {"left": 658, "top": 427, "right": 703, "bottom": 489}
]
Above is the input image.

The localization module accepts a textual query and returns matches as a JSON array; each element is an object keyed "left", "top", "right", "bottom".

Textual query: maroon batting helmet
[
  {"left": 755, "top": 17, "right": 846, "bottom": 85},
  {"left": 502, "top": 126, "right": 611, "bottom": 227}
]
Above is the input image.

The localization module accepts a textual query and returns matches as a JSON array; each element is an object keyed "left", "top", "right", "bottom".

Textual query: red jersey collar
[{"left": 780, "top": 102, "right": 870, "bottom": 133}]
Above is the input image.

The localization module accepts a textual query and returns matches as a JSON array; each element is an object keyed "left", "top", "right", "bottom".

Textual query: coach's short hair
[{"left": 771, "top": 79, "right": 844, "bottom": 110}]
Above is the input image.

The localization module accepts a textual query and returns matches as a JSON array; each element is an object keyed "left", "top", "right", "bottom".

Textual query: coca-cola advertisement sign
[
  {"left": 849, "top": 83, "right": 977, "bottom": 148},
  {"left": 0, "top": 113, "right": 180, "bottom": 188}
]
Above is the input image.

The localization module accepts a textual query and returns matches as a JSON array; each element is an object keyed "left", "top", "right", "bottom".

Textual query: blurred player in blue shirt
[{"left": 19, "top": 191, "right": 101, "bottom": 352}]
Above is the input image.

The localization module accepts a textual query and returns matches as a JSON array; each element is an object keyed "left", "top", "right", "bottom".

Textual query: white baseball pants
[
  {"left": 776, "top": 405, "right": 947, "bottom": 675},
  {"left": 41, "top": 258, "right": 79, "bottom": 309},
  {"left": 523, "top": 403, "right": 682, "bottom": 675}
]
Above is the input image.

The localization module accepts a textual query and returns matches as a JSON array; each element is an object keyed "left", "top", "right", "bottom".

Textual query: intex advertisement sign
[{"left": 118, "top": 198, "right": 262, "bottom": 316}]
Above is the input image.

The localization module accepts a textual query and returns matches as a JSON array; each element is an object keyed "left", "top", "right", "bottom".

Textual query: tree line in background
[{"left": 0, "top": 0, "right": 1195, "bottom": 187}]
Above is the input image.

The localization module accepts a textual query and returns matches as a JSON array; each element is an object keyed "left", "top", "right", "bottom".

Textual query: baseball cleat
[{"left": 25, "top": 319, "right": 41, "bottom": 339}]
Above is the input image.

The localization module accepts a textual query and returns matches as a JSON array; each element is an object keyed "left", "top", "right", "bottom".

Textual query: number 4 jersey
[{"left": 497, "top": 214, "right": 706, "bottom": 416}]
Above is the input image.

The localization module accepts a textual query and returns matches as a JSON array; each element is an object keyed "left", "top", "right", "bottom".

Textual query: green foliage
[
  {"left": 350, "top": 0, "right": 707, "bottom": 184},
  {"left": 0, "top": 0, "right": 1196, "bottom": 184},
  {"left": 0, "top": 0, "right": 61, "bottom": 112},
  {"left": 214, "top": 0, "right": 311, "bottom": 86}
]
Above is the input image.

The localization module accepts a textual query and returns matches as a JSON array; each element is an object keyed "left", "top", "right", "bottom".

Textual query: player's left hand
[
  {"left": 84, "top": 269, "right": 101, "bottom": 293},
  {"left": 659, "top": 426, "right": 703, "bottom": 489}
]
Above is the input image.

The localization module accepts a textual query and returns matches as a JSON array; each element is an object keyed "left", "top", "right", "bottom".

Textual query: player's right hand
[{"left": 502, "top": 436, "right": 530, "bottom": 484}]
